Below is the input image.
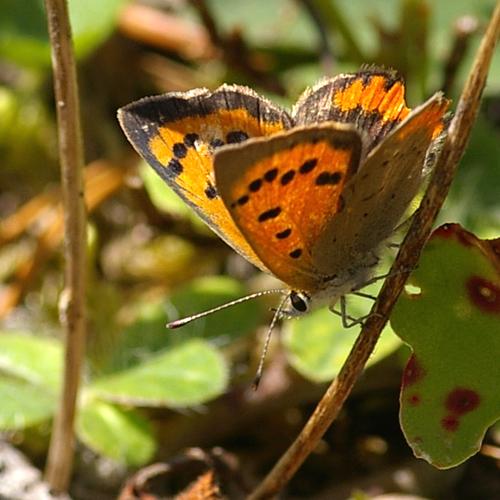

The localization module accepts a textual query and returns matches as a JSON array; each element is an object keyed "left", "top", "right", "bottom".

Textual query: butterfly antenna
[
  {"left": 252, "top": 293, "right": 289, "bottom": 390},
  {"left": 167, "top": 288, "right": 286, "bottom": 329}
]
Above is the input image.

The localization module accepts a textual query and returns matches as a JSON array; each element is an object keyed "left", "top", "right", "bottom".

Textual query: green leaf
[
  {"left": 0, "top": 0, "right": 127, "bottom": 68},
  {"left": 77, "top": 399, "right": 155, "bottom": 466},
  {"left": 284, "top": 293, "right": 400, "bottom": 382},
  {"left": 106, "top": 276, "right": 263, "bottom": 372},
  {"left": 392, "top": 224, "right": 500, "bottom": 468},
  {"left": 140, "top": 163, "right": 205, "bottom": 231},
  {"left": 0, "top": 377, "right": 56, "bottom": 429},
  {"left": 68, "top": 0, "right": 127, "bottom": 60},
  {"left": 167, "top": 276, "right": 263, "bottom": 342},
  {"left": 0, "top": 332, "right": 63, "bottom": 391},
  {"left": 90, "top": 339, "right": 229, "bottom": 407},
  {"left": 104, "top": 298, "right": 174, "bottom": 373}
]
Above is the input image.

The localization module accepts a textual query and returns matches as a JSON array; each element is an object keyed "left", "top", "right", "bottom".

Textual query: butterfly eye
[{"left": 290, "top": 291, "right": 310, "bottom": 313}]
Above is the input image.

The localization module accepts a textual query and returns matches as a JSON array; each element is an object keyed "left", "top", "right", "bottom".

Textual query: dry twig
[{"left": 43, "top": 0, "right": 87, "bottom": 492}]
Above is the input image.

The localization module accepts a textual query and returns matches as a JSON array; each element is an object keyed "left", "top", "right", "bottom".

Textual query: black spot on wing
[
  {"left": 210, "top": 138, "right": 224, "bottom": 149},
  {"left": 315, "top": 171, "right": 342, "bottom": 185},
  {"left": 173, "top": 142, "right": 188, "bottom": 158},
  {"left": 248, "top": 178, "right": 263, "bottom": 192},
  {"left": 276, "top": 228, "right": 292, "bottom": 239},
  {"left": 226, "top": 130, "right": 249, "bottom": 143},
  {"left": 183, "top": 133, "right": 199, "bottom": 147},
  {"left": 167, "top": 158, "right": 183, "bottom": 175},
  {"left": 205, "top": 183, "right": 217, "bottom": 199},
  {"left": 236, "top": 194, "right": 249, "bottom": 206},
  {"left": 258, "top": 207, "right": 281, "bottom": 222},
  {"left": 280, "top": 170, "right": 295, "bottom": 185},
  {"left": 299, "top": 159, "right": 318, "bottom": 174},
  {"left": 264, "top": 168, "right": 278, "bottom": 182}
]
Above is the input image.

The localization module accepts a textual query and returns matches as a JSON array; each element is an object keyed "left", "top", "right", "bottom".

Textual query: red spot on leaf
[
  {"left": 466, "top": 276, "right": 500, "bottom": 314},
  {"left": 402, "top": 355, "right": 425, "bottom": 388},
  {"left": 412, "top": 436, "right": 423, "bottom": 445},
  {"left": 433, "top": 223, "right": 459, "bottom": 239},
  {"left": 408, "top": 393, "right": 421, "bottom": 405},
  {"left": 441, "top": 415, "right": 460, "bottom": 432},
  {"left": 432, "top": 223, "right": 475, "bottom": 247},
  {"left": 446, "top": 387, "right": 480, "bottom": 415}
]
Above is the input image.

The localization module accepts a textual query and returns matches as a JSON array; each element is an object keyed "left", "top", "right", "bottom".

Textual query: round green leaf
[
  {"left": 90, "top": 339, "right": 229, "bottom": 407},
  {"left": 392, "top": 224, "right": 500, "bottom": 468},
  {"left": 107, "top": 276, "right": 263, "bottom": 373},
  {"left": 167, "top": 276, "right": 264, "bottom": 342},
  {"left": 0, "top": 377, "right": 56, "bottom": 429},
  {"left": 0, "top": 332, "right": 62, "bottom": 391},
  {"left": 77, "top": 400, "right": 155, "bottom": 466}
]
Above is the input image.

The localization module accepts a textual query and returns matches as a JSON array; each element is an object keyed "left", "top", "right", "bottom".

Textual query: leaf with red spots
[{"left": 392, "top": 223, "right": 500, "bottom": 468}]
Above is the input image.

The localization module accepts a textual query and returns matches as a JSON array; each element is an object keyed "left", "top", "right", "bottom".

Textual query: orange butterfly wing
[
  {"left": 118, "top": 85, "right": 292, "bottom": 271},
  {"left": 311, "top": 92, "right": 449, "bottom": 275},
  {"left": 294, "top": 67, "right": 411, "bottom": 151},
  {"left": 119, "top": 69, "right": 449, "bottom": 296},
  {"left": 214, "top": 124, "right": 363, "bottom": 291}
]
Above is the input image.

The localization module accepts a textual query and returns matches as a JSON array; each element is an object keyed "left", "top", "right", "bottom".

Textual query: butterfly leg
[
  {"left": 352, "top": 290, "right": 377, "bottom": 301},
  {"left": 330, "top": 295, "right": 385, "bottom": 328},
  {"left": 393, "top": 212, "right": 416, "bottom": 233},
  {"left": 385, "top": 212, "right": 417, "bottom": 249},
  {"left": 361, "top": 266, "right": 414, "bottom": 288},
  {"left": 329, "top": 296, "right": 367, "bottom": 328},
  {"left": 386, "top": 242, "right": 401, "bottom": 249}
]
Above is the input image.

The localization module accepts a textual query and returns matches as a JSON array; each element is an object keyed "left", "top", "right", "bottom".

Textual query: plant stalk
[{"left": 43, "top": 0, "right": 87, "bottom": 492}]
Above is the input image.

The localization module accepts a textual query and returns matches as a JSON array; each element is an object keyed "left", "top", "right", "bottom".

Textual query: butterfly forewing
[
  {"left": 118, "top": 85, "right": 293, "bottom": 271},
  {"left": 214, "top": 124, "right": 363, "bottom": 291}
]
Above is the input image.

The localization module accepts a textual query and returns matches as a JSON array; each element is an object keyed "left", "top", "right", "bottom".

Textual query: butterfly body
[{"left": 118, "top": 67, "right": 449, "bottom": 320}]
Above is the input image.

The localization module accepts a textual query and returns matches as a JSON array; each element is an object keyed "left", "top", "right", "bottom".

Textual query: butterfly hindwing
[
  {"left": 293, "top": 67, "right": 411, "bottom": 152},
  {"left": 312, "top": 92, "right": 449, "bottom": 275},
  {"left": 214, "top": 124, "right": 363, "bottom": 291},
  {"left": 118, "top": 85, "right": 293, "bottom": 271}
]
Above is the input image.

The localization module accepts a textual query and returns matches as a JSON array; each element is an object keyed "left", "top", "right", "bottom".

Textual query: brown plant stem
[
  {"left": 43, "top": 0, "right": 87, "bottom": 492},
  {"left": 248, "top": 3, "right": 500, "bottom": 499}
]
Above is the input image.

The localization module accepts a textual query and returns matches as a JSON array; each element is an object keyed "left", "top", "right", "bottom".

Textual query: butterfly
[{"left": 118, "top": 67, "right": 449, "bottom": 329}]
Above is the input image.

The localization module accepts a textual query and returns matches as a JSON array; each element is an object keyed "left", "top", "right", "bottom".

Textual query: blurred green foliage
[
  {"left": 0, "top": 0, "right": 127, "bottom": 67},
  {"left": 0, "top": 0, "right": 498, "bottom": 480}
]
